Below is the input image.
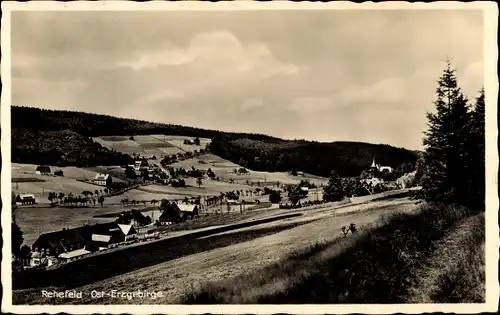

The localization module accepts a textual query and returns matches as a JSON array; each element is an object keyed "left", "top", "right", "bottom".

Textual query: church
[{"left": 370, "top": 158, "right": 393, "bottom": 173}]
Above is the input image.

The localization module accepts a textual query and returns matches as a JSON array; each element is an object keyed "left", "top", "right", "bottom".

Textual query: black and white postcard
[{"left": 1, "top": 1, "right": 498, "bottom": 314}]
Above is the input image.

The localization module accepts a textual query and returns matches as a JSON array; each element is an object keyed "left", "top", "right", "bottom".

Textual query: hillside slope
[
  {"left": 11, "top": 129, "right": 133, "bottom": 167},
  {"left": 209, "top": 135, "right": 419, "bottom": 177},
  {"left": 11, "top": 106, "right": 419, "bottom": 176},
  {"left": 12, "top": 106, "right": 278, "bottom": 140}
]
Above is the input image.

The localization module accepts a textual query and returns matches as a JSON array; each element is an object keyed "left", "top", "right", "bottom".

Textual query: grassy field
[
  {"left": 15, "top": 206, "right": 118, "bottom": 246},
  {"left": 171, "top": 154, "right": 329, "bottom": 187},
  {"left": 22, "top": 198, "right": 417, "bottom": 304},
  {"left": 11, "top": 163, "right": 106, "bottom": 200},
  {"left": 11, "top": 148, "right": 328, "bottom": 252},
  {"left": 183, "top": 203, "right": 482, "bottom": 304},
  {"left": 92, "top": 134, "right": 211, "bottom": 157}
]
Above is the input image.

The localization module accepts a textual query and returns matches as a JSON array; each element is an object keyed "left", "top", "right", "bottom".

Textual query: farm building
[
  {"left": 94, "top": 173, "right": 112, "bottom": 187},
  {"left": 18, "top": 194, "right": 36, "bottom": 205},
  {"left": 58, "top": 248, "right": 92, "bottom": 263},
  {"left": 87, "top": 222, "right": 136, "bottom": 249},
  {"left": 117, "top": 224, "right": 138, "bottom": 241},
  {"left": 32, "top": 226, "right": 88, "bottom": 257},
  {"left": 159, "top": 203, "right": 199, "bottom": 223},
  {"left": 35, "top": 165, "right": 51, "bottom": 175},
  {"left": 90, "top": 234, "right": 112, "bottom": 251},
  {"left": 361, "top": 177, "right": 385, "bottom": 186},
  {"left": 134, "top": 160, "right": 149, "bottom": 171},
  {"left": 292, "top": 186, "right": 309, "bottom": 197},
  {"left": 30, "top": 251, "right": 48, "bottom": 267},
  {"left": 237, "top": 168, "right": 249, "bottom": 174},
  {"left": 177, "top": 204, "right": 199, "bottom": 220},
  {"left": 32, "top": 222, "right": 137, "bottom": 257}
]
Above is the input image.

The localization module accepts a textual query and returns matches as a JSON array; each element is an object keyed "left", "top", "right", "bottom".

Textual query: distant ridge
[
  {"left": 11, "top": 106, "right": 280, "bottom": 141},
  {"left": 11, "top": 106, "right": 419, "bottom": 176}
]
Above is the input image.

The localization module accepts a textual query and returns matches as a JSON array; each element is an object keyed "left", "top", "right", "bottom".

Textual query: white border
[{"left": 1, "top": 1, "right": 498, "bottom": 314}]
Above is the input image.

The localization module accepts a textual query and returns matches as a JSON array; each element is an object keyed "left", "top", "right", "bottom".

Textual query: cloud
[
  {"left": 10, "top": 10, "right": 485, "bottom": 150},
  {"left": 117, "top": 45, "right": 194, "bottom": 70},
  {"left": 118, "top": 31, "right": 301, "bottom": 80}
]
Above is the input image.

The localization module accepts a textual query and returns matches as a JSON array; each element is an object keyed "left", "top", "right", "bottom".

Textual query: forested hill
[
  {"left": 208, "top": 136, "right": 420, "bottom": 178},
  {"left": 11, "top": 106, "right": 279, "bottom": 140},
  {"left": 11, "top": 106, "right": 419, "bottom": 176}
]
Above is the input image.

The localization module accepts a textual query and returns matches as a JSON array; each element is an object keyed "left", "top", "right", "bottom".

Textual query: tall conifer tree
[
  {"left": 421, "top": 61, "right": 472, "bottom": 206},
  {"left": 467, "top": 88, "right": 485, "bottom": 209}
]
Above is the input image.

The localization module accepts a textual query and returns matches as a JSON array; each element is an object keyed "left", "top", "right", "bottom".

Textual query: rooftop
[
  {"left": 20, "top": 194, "right": 36, "bottom": 199},
  {"left": 177, "top": 204, "right": 198, "bottom": 212},
  {"left": 59, "top": 248, "right": 91, "bottom": 260},
  {"left": 94, "top": 173, "right": 110, "bottom": 180}
]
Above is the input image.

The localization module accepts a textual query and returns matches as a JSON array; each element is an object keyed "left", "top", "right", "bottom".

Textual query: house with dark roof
[
  {"left": 18, "top": 194, "right": 36, "bottom": 205},
  {"left": 158, "top": 203, "right": 199, "bottom": 224},
  {"left": 36, "top": 165, "right": 51, "bottom": 175},
  {"left": 32, "top": 226, "right": 89, "bottom": 257},
  {"left": 32, "top": 222, "right": 137, "bottom": 256},
  {"left": 177, "top": 204, "right": 199, "bottom": 220}
]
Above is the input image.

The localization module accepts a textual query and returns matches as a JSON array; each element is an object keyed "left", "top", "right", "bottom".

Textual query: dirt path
[
  {"left": 33, "top": 198, "right": 419, "bottom": 305},
  {"left": 405, "top": 213, "right": 485, "bottom": 303}
]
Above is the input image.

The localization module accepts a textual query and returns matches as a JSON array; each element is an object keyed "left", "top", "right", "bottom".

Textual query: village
[{"left": 12, "top": 135, "right": 415, "bottom": 272}]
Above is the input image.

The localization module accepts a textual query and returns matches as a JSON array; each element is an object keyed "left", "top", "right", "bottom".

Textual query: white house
[
  {"left": 94, "top": 173, "right": 112, "bottom": 186},
  {"left": 18, "top": 194, "right": 36, "bottom": 205}
]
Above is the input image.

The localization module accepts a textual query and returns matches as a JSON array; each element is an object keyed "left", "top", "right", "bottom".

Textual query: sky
[{"left": 11, "top": 9, "right": 484, "bottom": 150}]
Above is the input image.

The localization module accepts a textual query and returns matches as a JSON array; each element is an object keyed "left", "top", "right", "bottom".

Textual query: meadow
[
  {"left": 183, "top": 203, "right": 483, "bottom": 304},
  {"left": 10, "top": 141, "right": 329, "bottom": 250},
  {"left": 171, "top": 153, "right": 329, "bottom": 187},
  {"left": 11, "top": 163, "right": 105, "bottom": 199},
  {"left": 35, "top": 198, "right": 419, "bottom": 304},
  {"left": 92, "top": 134, "right": 211, "bottom": 158}
]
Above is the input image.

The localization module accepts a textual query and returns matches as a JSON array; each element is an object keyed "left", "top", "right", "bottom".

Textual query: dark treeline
[
  {"left": 11, "top": 129, "right": 133, "bottom": 167},
  {"left": 11, "top": 106, "right": 280, "bottom": 167},
  {"left": 12, "top": 106, "right": 279, "bottom": 140},
  {"left": 209, "top": 136, "right": 419, "bottom": 178}
]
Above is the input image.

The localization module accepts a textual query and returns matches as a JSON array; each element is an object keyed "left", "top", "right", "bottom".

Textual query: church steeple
[{"left": 371, "top": 158, "right": 377, "bottom": 168}]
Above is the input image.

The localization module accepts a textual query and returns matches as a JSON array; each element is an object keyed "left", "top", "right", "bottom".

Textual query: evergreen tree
[
  {"left": 269, "top": 190, "right": 282, "bottom": 204},
  {"left": 421, "top": 61, "right": 472, "bottom": 206},
  {"left": 323, "top": 170, "right": 345, "bottom": 202},
  {"left": 467, "top": 88, "right": 485, "bottom": 209},
  {"left": 12, "top": 221, "right": 24, "bottom": 258}
]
